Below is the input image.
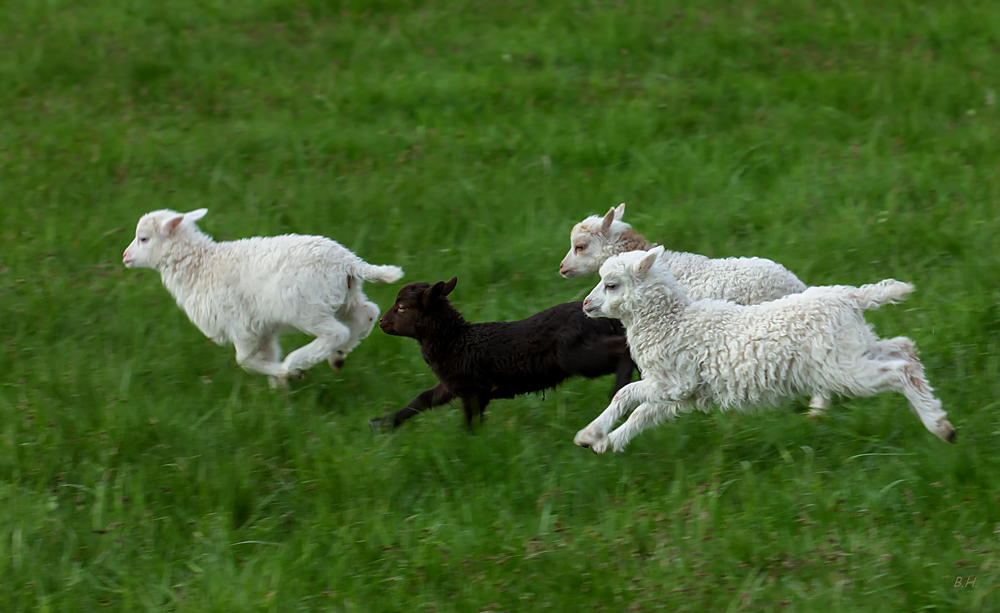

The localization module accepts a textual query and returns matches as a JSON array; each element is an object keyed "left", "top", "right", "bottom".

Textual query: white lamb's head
[
  {"left": 582, "top": 245, "right": 669, "bottom": 320},
  {"left": 559, "top": 203, "right": 629, "bottom": 278},
  {"left": 123, "top": 208, "right": 208, "bottom": 269}
]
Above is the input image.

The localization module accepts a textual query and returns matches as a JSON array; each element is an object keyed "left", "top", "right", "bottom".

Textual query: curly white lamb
[
  {"left": 574, "top": 247, "right": 956, "bottom": 453},
  {"left": 559, "top": 204, "right": 832, "bottom": 414},
  {"left": 123, "top": 208, "right": 404, "bottom": 385}
]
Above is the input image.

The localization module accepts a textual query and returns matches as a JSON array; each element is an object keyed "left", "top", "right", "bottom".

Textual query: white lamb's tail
[
  {"left": 355, "top": 263, "right": 405, "bottom": 284},
  {"left": 847, "top": 279, "right": 914, "bottom": 311}
]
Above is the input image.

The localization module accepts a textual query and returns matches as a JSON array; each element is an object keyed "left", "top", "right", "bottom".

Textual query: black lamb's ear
[
  {"left": 442, "top": 277, "right": 458, "bottom": 296},
  {"left": 421, "top": 281, "right": 447, "bottom": 307}
]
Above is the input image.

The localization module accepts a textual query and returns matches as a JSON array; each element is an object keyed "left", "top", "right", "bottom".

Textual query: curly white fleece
[
  {"left": 123, "top": 209, "right": 403, "bottom": 383},
  {"left": 574, "top": 247, "right": 955, "bottom": 453},
  {"left": 561, "top": 204, "right": 823, "bottom": 410}
]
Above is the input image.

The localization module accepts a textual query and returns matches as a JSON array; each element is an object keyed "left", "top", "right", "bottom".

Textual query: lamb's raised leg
[
  {"left": 279, "top": 317, "right": 351, "bottom": 382},
  {"left": 869, "top": 337, "right": 919, "bottom": 362},
  {"left": 845, "top": 357, "right": 955, "bottom": 443},
  {"left": 606, "top": 401, "right": 684, "bottom": 453},
  {"left": 369, "top": 382, "right": 456, "bottom": 430},
  {"left": 574, "top": 380, "right": 655, "bottom": 453},
  {"left": 329, "top": 298, "right": 380, "bottom": 371},
  {"left": 234, "top": 337, "right": 284, "bottom": 379}
]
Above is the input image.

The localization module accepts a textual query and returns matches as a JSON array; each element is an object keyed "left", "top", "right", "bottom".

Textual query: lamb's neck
[
  {"left": 158, "top": 237, "right": 216, "bottom": 304},
  {"left": 418, "top": 314, "right": 469, "bottom": 362},
  {"left": 620, "top": 287, "right": 687, "bottom": 338},
  {"left": 609, "top": 228, "right": 654, "bottom": 255}
]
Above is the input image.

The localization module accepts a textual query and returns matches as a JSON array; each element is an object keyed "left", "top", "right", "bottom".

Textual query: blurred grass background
[{"left": 1, "top": 0, "right": 999, "bottom": 610}]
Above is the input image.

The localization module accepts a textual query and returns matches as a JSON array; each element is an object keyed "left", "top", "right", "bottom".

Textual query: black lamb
[{"left": 369, "top": 277, "right": 636, "bottom": 430}]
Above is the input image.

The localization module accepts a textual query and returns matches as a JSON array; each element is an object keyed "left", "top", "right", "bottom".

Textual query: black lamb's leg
[
  {"left": 460, "top": 395, "right": 491, "bottom": 432},
  {"left": 369, "top": 382, "right": 455, "bottom": 430},
  {"left": 611, "top": 356, "right": 636, "bottom": 398}
]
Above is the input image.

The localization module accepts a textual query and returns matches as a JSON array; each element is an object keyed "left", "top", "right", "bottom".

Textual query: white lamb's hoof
[
  {"left": 805, "top": 408, "right": 826, "bottom": 421},
  {"left": 277, "top": 369, "right": 306, "bottom": 384},
  {"left": 328, "top": 353, "right": 346, "bottom": 371},
  {"left": 574, "top": 429, "right": 609, "bottom": 454},
  {"left": 934, "top": 418, "right": 957, "bottom": 444},
  {"left": 268, "top": 376, "right": 286, "bottom": 389}
]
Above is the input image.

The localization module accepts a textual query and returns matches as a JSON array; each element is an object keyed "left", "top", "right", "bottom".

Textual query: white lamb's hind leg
[
  {"left": 574, "top": 380, "right": 652, "bottom": 452},
  {"left": 280, "top": 317, "right": 351, "bottom": 381},
  {"left": 869, "top": 337, "right": 918, "bottom": 362},
  {"left": 606, "top": 401, "right": 679, "bottom": 453},
  {"left": 852, "top": 357, "right": 955, "bottom": 444},
  {"left": 329, "top": 299, "right": 379, "bottom": 371},
  {"left": 235, "top": 337, "right": 284, "bottom": 379}
]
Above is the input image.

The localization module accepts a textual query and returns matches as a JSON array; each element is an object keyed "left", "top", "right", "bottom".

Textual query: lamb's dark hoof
[
  {"left": 935, "top": 419, "right": 957, "bottom": 444},
  {"left": 369, "top": 417, "right": 389, "bottom": 432},
  {"left": 277, "top": 369, "right": 306, "bottom": 384},
  {"left": 331, "top": 358, "right": 346, "bottom": 371}
]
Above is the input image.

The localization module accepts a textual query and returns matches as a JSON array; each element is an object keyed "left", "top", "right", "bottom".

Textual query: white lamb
[
  {"left": 560, "top": 204, "right": 832, "bottom": 414},
  {"left": 573, "top": 247, "right": 956, "bottom": 453},
  {"left": 123, "top": 208, "right": 404, "bottom": 385},
  {"left": 559, "top": 204, "right": 807, "bottom": 303}
]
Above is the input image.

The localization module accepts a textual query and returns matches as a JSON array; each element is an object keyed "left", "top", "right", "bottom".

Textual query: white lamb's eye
[
  {"left": 574, "top": 244, "right": 586, "bottom": 252},
  {"left": 139, "top": 236, "right": 149, "bottom": 243},
  {"left": 605, "top": 283, "right": 617, "bottom": 291}
]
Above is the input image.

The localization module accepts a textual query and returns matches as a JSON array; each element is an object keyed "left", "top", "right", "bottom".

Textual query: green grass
[{"left": 2, "top": 0, "right": 1000, "bottom": 610}]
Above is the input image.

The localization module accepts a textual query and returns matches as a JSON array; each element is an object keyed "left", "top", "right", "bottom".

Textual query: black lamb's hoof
[{"left": 369, "top": 417, "right": 388, "bottom": 432}]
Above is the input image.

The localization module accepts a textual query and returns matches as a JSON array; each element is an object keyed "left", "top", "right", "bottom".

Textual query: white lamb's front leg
[
  {"left": 806, "top": 393, "right": 829, "bottom": 419},
  {"left": 574, "top": 380, "right": 656, "bottom": 453},
  {"left": 606, "top": 401, "right": 683, "bottom": 452}
]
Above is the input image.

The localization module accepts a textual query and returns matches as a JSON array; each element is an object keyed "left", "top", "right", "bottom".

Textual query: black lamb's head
[{"left": 379, "top": 277, "right": 459, "bottom": 338}]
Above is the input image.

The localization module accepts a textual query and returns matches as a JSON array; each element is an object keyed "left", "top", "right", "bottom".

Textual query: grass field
[{"left": 2, "top": 0, "right": 1000, "bottom": 610}]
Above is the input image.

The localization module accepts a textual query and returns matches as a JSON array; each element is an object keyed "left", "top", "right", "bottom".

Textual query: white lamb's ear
[
  {"left": 634, "top": 249, "right": 660, "bottom": 280},
  {"left": 600, "top": 207, "right": 616, "bottom": 236},
  {"left": 614, "top": 203, "right": 625, "bottom": 221},
  {"left": 185, "top": 208, "right": 208, "bottom": 223},
  {"left": 163, "top": 214, "right": 185, "bottom": 235}
]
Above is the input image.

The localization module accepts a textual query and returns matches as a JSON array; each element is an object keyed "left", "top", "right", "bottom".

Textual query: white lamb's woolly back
[
  {"left": 560, "top": 204, "right": 807, "bottom": 304},
  {"left": 123, "top": 208, "right": 404, "bottom": 383},
  {"left": 575, "top": 248, "right": 954, "bottom": 452}
]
